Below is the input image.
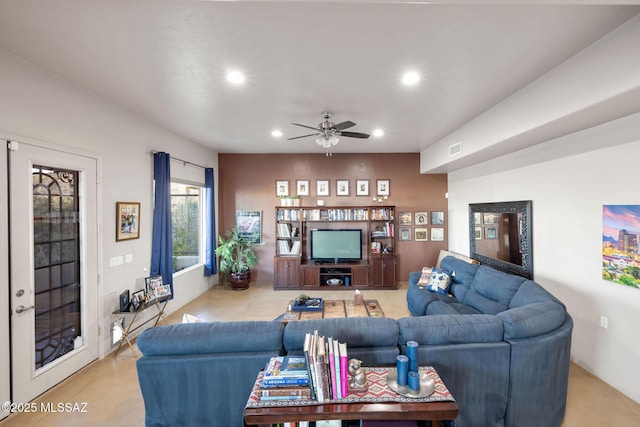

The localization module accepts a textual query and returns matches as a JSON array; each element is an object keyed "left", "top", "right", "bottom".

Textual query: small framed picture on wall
[
  {"left": 316, "top": 179, "right": 330, "bottom": 196},
  {"left": 398, "top": 211, "right": 412, "bottom": 226},
  {"left": 431, "top": 227, "right": 445, "bottom": 242},
  {"left": 336, "top": 179, "right": 349, "bottom": 196},
  {"left": 415, "top": 211, "right": 428, "bottom": 226},
  {"left": 415, "top": 228, "right": 428, "bottom": 242},
  {"left": 430, "top": 211, "right": 445, "bottom": 225},
  {"left": 399, "top": 227, "right": 412, "bottom": 241},
  {"left": 376, "top": 179, "right": 390, "bottom": 196},
  {"left": 296, "top": 180, "right": 310, "bottom": 196},
  {"left": 356, "top": 179, "right": 370, "bottom": 196},
  {"left": 275, "top": 180, "right": 289, "bottom": 197}
]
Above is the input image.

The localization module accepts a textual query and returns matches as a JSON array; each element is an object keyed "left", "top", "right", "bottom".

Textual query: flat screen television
[{"left": 310, "top": 229, "right": 362, "bottom": 263}]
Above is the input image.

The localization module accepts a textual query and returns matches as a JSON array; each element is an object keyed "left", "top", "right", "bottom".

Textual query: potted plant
[{"left": 214, "top": 226, "right": 261, "bottom": 290}]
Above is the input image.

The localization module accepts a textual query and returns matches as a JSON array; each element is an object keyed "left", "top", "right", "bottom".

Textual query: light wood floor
[{"left": 2, "top": 281, "right": 639, "bottom": 426}]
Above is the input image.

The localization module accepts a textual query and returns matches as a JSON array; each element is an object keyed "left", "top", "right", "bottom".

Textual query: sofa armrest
[
  {"left": 497, "top": 301, "right": 566, "bottom": 339},
  {"left": 398, "top": 314, "right": 504, "bottom": 345}
]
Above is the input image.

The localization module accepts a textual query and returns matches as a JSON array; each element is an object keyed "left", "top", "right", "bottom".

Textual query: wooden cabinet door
[
  {"left": 274, "top": 257, "right": 300, "bottom": 289},
  {"left": 301, "top": 265, "right": 320, "bottom": 287},
  {"left": 352, "top": 265, "right": 369, "bottom": 287},
  {"left": 370, "top": 256, "right": 396, "bottom": 288}
]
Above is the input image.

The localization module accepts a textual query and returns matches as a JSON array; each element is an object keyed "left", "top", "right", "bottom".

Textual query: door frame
[{"left": 3, "top": 133, "right": 103, "bottom": 405}]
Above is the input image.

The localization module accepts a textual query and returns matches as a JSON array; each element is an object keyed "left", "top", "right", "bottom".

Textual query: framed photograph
[
  {"left": 414, "top": 228, "right": 429, "bottom": 241},
  {"left": 485, "top": 227, "right": 497, "bottom": 239},
  {"left": 376, "top": 179, "right": 390, "bottom": 196},
  {"left": 296, "top": 180, "right": 310, "bottom": 196},
  {"left": 236, "top": 211, "right": 262, "bottom": 243},
  {"left": 398, "top": 211, "right": 412, "bottom": 226},
  {"left": 316, "top": 179, "right": 330, "bottom": 196},
  {"left": 116, "top": 202, "right": 140, "bottom": 241},
  {"left": 483, "top": 212, "right": 500, "bottom": 225},
  {"left": 399, "top": 227, "right": 412, "bottom": 241},
  {"left": 354, "top": 179, "right": 369, "bottom": 196},
  {"left": 474, "top": 226, "right": 482, "bottom": 240},
  {"left": 415, "top": 211, "right": 428, "bottom": 226},
  {"left": 275, "top": 180, "right": 289, "bottom": 197},
  {"left": 474, "top": 212, "right": 483, "bottom": 225},
  {"left": 431, "top": 227, "right": 445, "bottom": 242},
  {"left": 336, "top": 179, "right": 349, "bottom": 196},
  {"left": 155, "top": 284, "right": 172, "bottom": 300},
  {"left": 131, "top": 289, "right": 146, "bottom": 311},
  {"left": 431, "top": 211, "right": 445, "bottom": 225},
  {"left": 145, "top": 276, "right": 163, "bottom": 303}
]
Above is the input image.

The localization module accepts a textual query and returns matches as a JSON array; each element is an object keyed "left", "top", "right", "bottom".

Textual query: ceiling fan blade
[
  {"left": 333, "top": 120, "right": 356, "bottom": 131},
  {"left": 287, "top": 133, "right": 319, "bottom": 140},
  {"left": 291, "top": 123, "right": 320, "bottom": 132},
  {"left": 338, "top": 131, "right": 370, "bottom": 139}
]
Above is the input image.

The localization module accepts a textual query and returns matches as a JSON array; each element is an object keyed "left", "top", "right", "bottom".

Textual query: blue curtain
[
  {"left": 151, "top": 152, "right": 174, "bottom": 297},
  {"left": 204, "top": 167, "right": 217, "bottom": 276}
]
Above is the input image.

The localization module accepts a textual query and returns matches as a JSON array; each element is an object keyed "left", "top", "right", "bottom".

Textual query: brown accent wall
[{"left": 218, "top": 153, "right": 448, "bottom": 283}]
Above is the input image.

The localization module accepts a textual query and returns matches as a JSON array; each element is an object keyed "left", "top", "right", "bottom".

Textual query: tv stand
[{"left": 274, "top": 205, "right": 397, "bottom": 290}]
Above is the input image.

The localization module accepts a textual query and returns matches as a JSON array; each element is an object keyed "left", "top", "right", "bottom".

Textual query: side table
[{"left": 112, "top": 296, "right": 170, "bottom": 357}]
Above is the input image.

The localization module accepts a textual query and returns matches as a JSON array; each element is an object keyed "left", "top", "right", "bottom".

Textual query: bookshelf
[{"left": 274, "top": 206, "right": 396, "bottom": 290}]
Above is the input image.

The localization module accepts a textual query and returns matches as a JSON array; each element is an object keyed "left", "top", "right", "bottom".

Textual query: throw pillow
[
  {"left": 426, "top": 268, "right": 452, "bottom": 295},
  {"left": 417, "top": 266, "right": 433, "bottom": 287}
]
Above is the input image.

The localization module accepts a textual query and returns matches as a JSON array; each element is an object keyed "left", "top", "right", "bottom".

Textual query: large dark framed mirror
[{"left": 469, "top": 200, "right": 533, "bottom": 279}]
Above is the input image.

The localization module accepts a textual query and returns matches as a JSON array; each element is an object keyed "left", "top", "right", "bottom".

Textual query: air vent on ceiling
[{"left": 449, "top": 141, "right": 463, "bottom": 157}]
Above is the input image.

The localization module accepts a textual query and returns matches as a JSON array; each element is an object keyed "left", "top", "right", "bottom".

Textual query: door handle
[{"left": 15, "top": 305, "right": 35, "bottom": 314}]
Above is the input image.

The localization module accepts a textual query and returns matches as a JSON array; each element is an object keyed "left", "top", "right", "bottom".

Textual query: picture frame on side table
[
  {"left": 399, "top": 227, "right": 412, "bottom": 241},
  {"left": 296, "top": 180, "right": 310, "bottom": 196},
  {"left": 316, "top": 179, "right": 330, "bottom": 196},
  {"left": 275, "top": 180, "right": 289, "bottom": 197},
  {"left": 116, "top": 202, "right": 140, "bottom": 241},
  {"left": 336, "top": 179, "right": 349, "bottom": 196},
  {"left": 376, "top": 179, "right": 390, "bottom": 196},
  {"left": 131, "top": 289, "right": 146, "bottom": 311},
  {"left": 431, "top": 227, "right": 445, "bottom": 242},
  {"left": 356, "top": 179, "right": 370, "bottom": 196},
  {"left": 414, "top": 228, "right": 428, "bottom": 241},
  {"left": 145, "top": 276, "right": 164, "bottom": 303}
]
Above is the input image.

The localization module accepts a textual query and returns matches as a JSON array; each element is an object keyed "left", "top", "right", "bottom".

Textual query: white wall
[
  {"left": 0, "top": 49, "right": 219, "bottom": 358},
  {"left": 447, "top": 113, "right": 640, "bottom": 404}
]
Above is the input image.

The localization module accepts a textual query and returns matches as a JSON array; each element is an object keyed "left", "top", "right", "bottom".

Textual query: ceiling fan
[{"left": 288, "top": 112, "right": 370, "bottom": 152}]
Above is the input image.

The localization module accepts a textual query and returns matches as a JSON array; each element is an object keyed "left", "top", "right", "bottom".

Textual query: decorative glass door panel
[{"left": 32, "top": 166, "right": 81, "bottom": 369}]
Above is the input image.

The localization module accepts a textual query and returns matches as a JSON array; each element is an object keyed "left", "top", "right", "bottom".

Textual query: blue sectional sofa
[
  {"left": 405, "top": 256, "right": 573, "bottom": 427},
  {"left": 136, "top": 259, "right": 571, "bottom": 427}
]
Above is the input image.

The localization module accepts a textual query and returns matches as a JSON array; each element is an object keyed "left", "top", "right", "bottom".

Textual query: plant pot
[{"left": 230, "top": 271, "right": 251, "bottom": 291}]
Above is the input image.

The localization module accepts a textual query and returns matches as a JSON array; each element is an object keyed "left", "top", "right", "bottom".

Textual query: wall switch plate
[
  {"left": 110, "top": 256, "right": 123, "bottom": 267},
  {"left": 600, "top": 315, "right": 608, "bottom": 329},
  {"left": 125, "top": 253, "right": 133, "bottom": 263}
]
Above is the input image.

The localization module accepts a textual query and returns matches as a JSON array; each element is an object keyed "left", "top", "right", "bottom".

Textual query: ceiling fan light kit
[{"left": 289, "top": 111, "right": 370, "bottom": 154}]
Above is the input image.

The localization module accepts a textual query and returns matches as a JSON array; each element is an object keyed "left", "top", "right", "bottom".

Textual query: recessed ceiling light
[
  {"left": 372, "top": 129, "right": 384, "bottom": 138},
  {"left": 226, "top": 70, "right": 245, "bottom": 85},
  {"left": 271, "top": 130, "right": 283, "bottom": 138},
  {"left": 402, "top": 71, "right": 420, "bottom": 85}
]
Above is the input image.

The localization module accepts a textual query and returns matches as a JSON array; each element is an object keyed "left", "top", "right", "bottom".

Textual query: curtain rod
[{"left": 151, "top": 150, "right": 208, "bottom": 170}]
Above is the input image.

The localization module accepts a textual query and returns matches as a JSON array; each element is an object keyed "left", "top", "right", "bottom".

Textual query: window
[{"left": 171, "top": 181, "right": 203, "bottom": 272}]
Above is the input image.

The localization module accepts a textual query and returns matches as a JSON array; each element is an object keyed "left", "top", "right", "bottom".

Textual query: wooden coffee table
[{"left": 282, "top": 299, "right": 385, "bottom": 323}]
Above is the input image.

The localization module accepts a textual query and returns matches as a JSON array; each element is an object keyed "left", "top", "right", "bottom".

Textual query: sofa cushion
[
  {"left": 417, "top": 266, "right": 433, "bottom": 287},
  {"left": 439, "top": 256, "right": 479, "bottom": 301},
  {"left": 425, "top": 268, "right": 451, "bottom": 294},
  {"left": 137, "top": 321, "right": 284, "bottom": 356},
  {"left": 427, "top": 301, "right": 483, "bottom": 316},
  {"left": 463, "top": 266, "right": 526, "bottom": 314},
  {"left": 398, "top": 314, "right": 504, "bottom": 345}
]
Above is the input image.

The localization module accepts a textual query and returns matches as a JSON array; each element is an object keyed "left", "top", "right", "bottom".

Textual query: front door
[{"left": 9, "top": 141, "right": 99, "bottom": 403}]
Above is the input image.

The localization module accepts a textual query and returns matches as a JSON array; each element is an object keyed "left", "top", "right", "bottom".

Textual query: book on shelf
[
  {"left": 303, "top": 332, "right": 317, "bottom": 400},
  {"left": 259, "top": 386, "right": 312, "bottom": 398},
  {"left": 339, "top": 341, "right": 349, "bottom": 398}
]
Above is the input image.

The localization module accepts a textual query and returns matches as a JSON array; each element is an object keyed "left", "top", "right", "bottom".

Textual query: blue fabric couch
[{"left": 404, "top": 256, "right": 573, "bottom": 427}]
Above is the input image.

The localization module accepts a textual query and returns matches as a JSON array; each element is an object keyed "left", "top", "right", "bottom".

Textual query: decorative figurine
[{"left": 348, "top": 358, "right": 368, "bottom": 392}]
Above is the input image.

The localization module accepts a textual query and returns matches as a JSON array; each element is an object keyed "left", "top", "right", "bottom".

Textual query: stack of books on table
[
  {"left": 260, "top": 356, "right": 311, "bottom": 401},
  {"left": 303, "top": 331, "right": 349, "bottom": 403}
]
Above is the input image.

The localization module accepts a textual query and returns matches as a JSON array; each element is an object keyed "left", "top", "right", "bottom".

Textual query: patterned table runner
[{"left": 245, "top": 366, "right": 455, "bottom": 408}]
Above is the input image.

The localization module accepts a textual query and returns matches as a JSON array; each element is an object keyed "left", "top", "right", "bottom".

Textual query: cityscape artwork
[{"left": 602, "top": 205, "right": 640, "bottom": 289}]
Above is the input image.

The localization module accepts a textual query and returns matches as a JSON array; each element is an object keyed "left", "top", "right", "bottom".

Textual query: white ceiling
[{"left": 0, "top": 1, "right": 638, "bottom": 155}]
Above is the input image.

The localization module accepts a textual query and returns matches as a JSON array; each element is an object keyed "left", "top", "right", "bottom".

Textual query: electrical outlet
[{"left": 600, "top": 315, "right": 608, "bottom": 329}]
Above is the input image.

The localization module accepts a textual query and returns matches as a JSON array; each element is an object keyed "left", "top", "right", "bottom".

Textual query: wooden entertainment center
[{"left": 274, "top": 205, "right": 397, "bottom": 290}]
